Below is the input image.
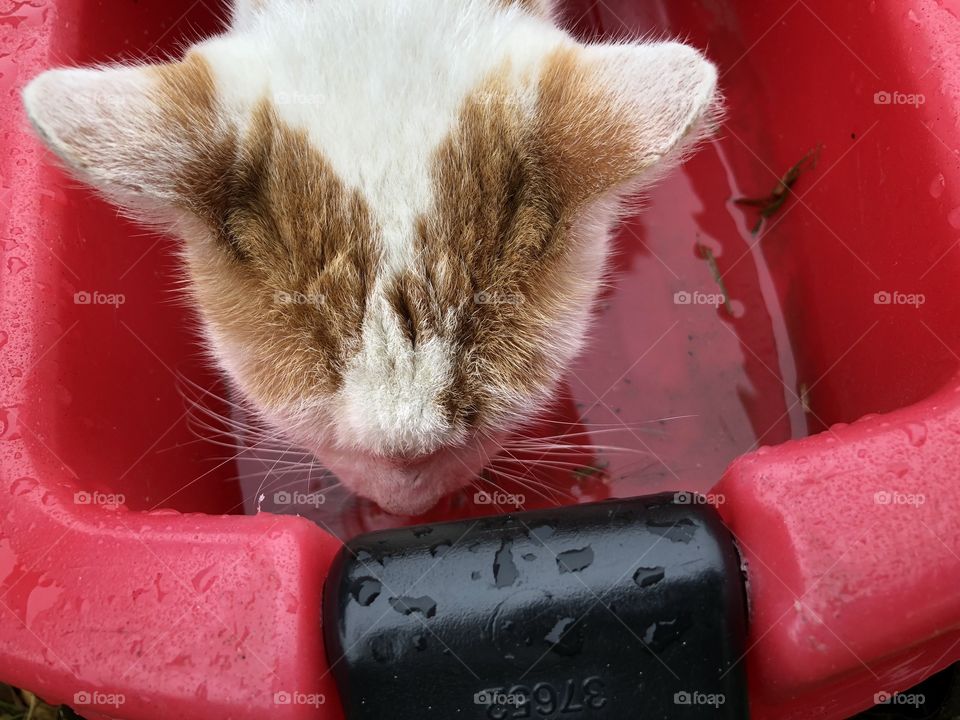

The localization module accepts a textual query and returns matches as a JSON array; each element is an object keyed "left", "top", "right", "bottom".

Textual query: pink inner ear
[{"left": 23, "top": 49, "right": 237, "bottom": 220}]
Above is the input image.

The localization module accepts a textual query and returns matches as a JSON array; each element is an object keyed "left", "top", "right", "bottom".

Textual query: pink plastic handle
[
  {"left": 0, "top": 472, "right": 345, "bottom": 720},
  {"left": 716, "top": 378, "right": 960, "bottom": 719}
]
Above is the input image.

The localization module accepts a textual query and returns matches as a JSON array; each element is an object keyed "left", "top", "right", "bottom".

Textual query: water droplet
[
  {"left": 355, "top": 549, "right": 380, "bottom": 566},
  {"left": 191, "top": 565, "right": 218, "bottom": 593},
  {"left": 350, "top": 577, "right": 382, "bottom": 606},
  {"left": 9, "top": 476, "right": 37, "bottom": 496},
  {"left": 641, "top": 615, "right": 692, "bottom": 652},
  {"left": 25, "top": 579, "right": 64, "bottom": 627},
  {"left": 557, "top": 546, "right": 594, "bottom": 574},
  {"left": 430, "top": 542, "right": 451, "bottom": 557},
  {"left": 388, "top": 595, "right": 437, "bottom": 618},
  {"left": 6, "top": 257, "right": 26, "bottom": 275},
  {"left": 0, "top": 406, "right": 21, "bottom": 441},
  {"left": 903, "top": 422, "right": 927, "bottom": 447},
  {"left": 527, "top": 524, "right": 555, "bottom": 543},
  {"left": 633, "top": 566, "right": 665, "bottom": 588},
  {"left": 647, "top": 518, "right": 697, "bottom": 543},
  {"left": 544, "top": 617, "right": 583, "bottom": 656},
  {"left": 949, "top": 207, "right": 960, "bottom": 229},
  {"left": 931, "top": 172, "right": 946, "bottom": 198},
  {"left": 493, "top": 539, "right": 519, "bottom": 588}
]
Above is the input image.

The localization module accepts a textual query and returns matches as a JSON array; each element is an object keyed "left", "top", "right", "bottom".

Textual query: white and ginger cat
[{"left": 23, "top": 0, "right": 719, "bottom": 515}]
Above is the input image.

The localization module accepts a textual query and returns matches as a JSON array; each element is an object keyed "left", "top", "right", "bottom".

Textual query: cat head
[{"left": 23, "top": 0, "right": 719, "bottom": 515}]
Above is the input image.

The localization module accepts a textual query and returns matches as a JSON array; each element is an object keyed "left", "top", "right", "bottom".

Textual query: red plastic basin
[{"left": 2, "top": 1, "right": 960, "bottom": 718}]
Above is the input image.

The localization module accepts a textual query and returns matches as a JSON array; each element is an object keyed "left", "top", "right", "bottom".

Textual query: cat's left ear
[{"left": 22, "top": 59, "right": 217, "bottom": 218}]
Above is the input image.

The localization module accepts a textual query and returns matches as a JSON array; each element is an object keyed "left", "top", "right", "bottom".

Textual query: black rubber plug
[{"left": 323, "top": 494, "right": 749, "bottom": 718}]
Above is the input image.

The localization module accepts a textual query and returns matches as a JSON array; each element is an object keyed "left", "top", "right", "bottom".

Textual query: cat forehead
[
  {"left": 170, "top": 41, "right": 596, "bottom": 418},
  {"left": 194, "top": 0, "right": 568, "bottom": 226},
  {"left": 160, "top": 40, "right": 612, "bottom": 441}
]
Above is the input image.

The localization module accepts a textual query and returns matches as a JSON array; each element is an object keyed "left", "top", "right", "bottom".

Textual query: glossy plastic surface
[
  {"left": 2, "top": 0, "right": 960, "bottom": 718},
  {"left": 324, "top": 496, "right": 748, "bottom": 719},
  {"left": 716, "top": 380, "right": 960, "bottom": 720}
]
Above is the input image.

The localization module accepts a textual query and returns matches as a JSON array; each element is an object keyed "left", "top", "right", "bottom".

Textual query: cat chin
[
  {"left": 357, "top": 483, "right": 454, "bottom": 517},
  {"left": 314, "top": 434, "right": 502, "bottom": 515},
  {"left": 335, "top": 466, "right": 472, "bottom": 517}
]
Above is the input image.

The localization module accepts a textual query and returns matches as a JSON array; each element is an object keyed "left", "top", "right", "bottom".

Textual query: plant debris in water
[
  {"left": 735, "top": 146, "right": 821, "bottom": 235},
  {"left": 694, "top": 243, "right": 735, "bottom": 315},
  {"left": 0, "top": 686, "right": 81, "bottom": 720}
]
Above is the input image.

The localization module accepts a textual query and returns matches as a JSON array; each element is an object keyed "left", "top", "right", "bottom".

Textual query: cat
[{"left": 23, "top": 0, "right": 719, "bottom": 515}]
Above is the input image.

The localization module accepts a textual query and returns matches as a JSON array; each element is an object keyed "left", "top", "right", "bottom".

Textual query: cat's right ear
[
  {"left": 22, "top": 58, "right": 219, "bottom": 219},
  {"left": 537, "top": 42, "right": 720, "bottom": 206}
]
